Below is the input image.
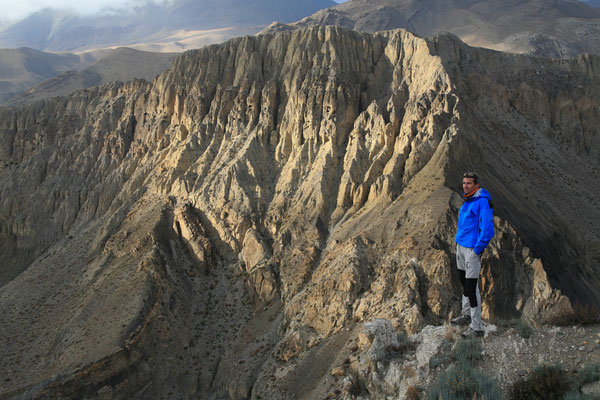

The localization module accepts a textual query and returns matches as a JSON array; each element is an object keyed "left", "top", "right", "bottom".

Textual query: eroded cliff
[{"left": 1, "top": 26, "right": 599, "bottom": 399}]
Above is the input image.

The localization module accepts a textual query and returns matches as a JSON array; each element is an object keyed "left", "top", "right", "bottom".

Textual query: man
[{"left": 452, "top": 172, "right": 494, "bottom": 338}]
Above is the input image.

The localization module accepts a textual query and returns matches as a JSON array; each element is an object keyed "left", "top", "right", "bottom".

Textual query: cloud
[{"left": 0, "top": 0, "right": 173, "bottom": 22}]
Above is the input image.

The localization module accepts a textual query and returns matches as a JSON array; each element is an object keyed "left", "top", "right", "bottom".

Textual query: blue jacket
[{"left": 456, "top": 188, "right": 494, "bottom": 255}]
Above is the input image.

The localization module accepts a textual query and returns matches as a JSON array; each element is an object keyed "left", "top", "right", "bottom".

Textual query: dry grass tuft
[
  {"left": 444, "top": 311, "right": 457, "bottom": 341},
  {"left": 406, "top": 384, "right": 420, "bottom": 400},
  {"left": 445, "top": 323, "right": 457, "bottom": 342},
  {"left": 402, "top": 364, "right": 416, "bottom": 378}
]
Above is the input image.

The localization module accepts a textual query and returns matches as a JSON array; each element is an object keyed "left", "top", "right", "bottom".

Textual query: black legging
[{"left": 458, "top": 269, "right": 479, "bottom": 308}]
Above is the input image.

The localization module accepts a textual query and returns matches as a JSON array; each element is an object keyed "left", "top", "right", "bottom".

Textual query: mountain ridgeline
[
  {"left": 0, "top": 0, "right": 337, "bottom": 52},
  {"left": 0, "top": 26, "right": 599, "bottom": 399},
  {"left": 263, "top": 0, "right": 600, "bottom": 58}
]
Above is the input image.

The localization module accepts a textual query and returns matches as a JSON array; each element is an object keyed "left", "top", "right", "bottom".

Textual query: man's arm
[{"left": 473, "top": 200, "right": 494, "bottom": 255}]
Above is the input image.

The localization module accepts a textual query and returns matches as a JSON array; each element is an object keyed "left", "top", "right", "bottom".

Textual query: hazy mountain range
[
  {"left": 0, "top": 0, "right": 336, "bottom": 104},
  {"left": 581, "top": 0, "right": 600, "bottom": 7},
  {"left": 264, "top": 0, "right": 600, "bottom": 58},
  {"left": 0, "top": 0, "right": 337, "bottom": 52}
]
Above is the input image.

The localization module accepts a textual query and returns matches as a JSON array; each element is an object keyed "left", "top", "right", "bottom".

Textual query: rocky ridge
[
  {"left": 0, "top": 26, "right": 599, "bottom": 399},
  {"left": 262, "top": 0, "right": 600, "bottom": 58}
]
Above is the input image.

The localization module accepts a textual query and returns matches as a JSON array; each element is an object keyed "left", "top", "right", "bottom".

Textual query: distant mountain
[
  {"left": 263, "top": 0, "right": 600, "bottom": 58},
  {"left": 581, "top": 0, "right": 600, "bottom": 7},
  {"left": 0, "top": 0, "right": 335, "bottom": 103},
  {"left": 0, "top": 47, "right": 102, "bottom": 103},
  {"left": 0, "top": 0, "right": 337, "bottom": 52},
  {"left": 3, "top": 48, "right": 178, "bottom": 106}
]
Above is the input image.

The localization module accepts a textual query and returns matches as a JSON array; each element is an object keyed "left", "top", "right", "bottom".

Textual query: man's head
[{"left": 462, "top": 172, "right": 480, "bottom": 194}]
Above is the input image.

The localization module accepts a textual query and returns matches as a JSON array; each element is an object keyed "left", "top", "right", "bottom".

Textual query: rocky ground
[
  {"left": 478, "top": 323, "right": 600, "bottom": 397},
  {"left": 326, "top": 319, "right": 600, "bottom": 400}
]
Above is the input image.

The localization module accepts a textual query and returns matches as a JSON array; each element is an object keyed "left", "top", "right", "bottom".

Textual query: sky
[
  {"left": 0, "top": 0, "right": 172, "bottom": 22},
  {"left": 0, "top": 0, "right": 347, "bottom": 24}
]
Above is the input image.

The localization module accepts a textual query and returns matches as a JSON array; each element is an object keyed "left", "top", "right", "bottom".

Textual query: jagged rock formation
[
  {"left": 262, "top": 0, "right": 600, "bottom": 58},
  {"left": 0, "top": 26, "right": 599, "bottom": 399}
]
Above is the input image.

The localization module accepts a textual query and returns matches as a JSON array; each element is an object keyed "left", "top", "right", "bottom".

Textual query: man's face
[{"left": 462, "top": 178, "right": 479, "bottom": 194}]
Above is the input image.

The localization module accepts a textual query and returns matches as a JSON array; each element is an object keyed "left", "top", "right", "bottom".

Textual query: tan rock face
[{"left": 0, "top": 26, "right": 599, "bottom": 399}]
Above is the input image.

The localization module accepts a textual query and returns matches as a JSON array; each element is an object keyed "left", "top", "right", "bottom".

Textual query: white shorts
[{"left": 456, "top": 243, "right": 481, "bottom": 279}]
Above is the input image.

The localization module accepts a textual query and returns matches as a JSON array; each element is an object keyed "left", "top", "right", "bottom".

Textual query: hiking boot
[
  {"left": 461, "top": 327, "right": 485, "bottom": 339},
  {"left": 451, "top": 315, "right": 471, "bottom": 326}
]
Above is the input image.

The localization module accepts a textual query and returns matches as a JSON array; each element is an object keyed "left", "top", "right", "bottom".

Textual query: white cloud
[{"left": 0, "top": 0, "right": 172, "bottom": 22}]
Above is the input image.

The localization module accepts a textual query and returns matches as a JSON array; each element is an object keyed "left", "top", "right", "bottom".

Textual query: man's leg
[
  {"left": 464, "top": 277, "right": 482, "bottom": 331},
  {"left": 464, "top": 248, "right": 483, "bottom": 332},
  {"left": 453, "top": 245, "right": 471, "bottom": 325},
  {"left": 458, "top": 269, "right": 471, "bottom": 318}
]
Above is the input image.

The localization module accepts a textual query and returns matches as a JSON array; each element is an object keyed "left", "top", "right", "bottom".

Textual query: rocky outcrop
[{"left": 0, "top": 26, "right": 599, "bottom": 399}]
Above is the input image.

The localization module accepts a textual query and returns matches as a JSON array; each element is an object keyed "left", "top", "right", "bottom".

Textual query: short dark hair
[{"left": 463, "top": 172, "right": 479, "bottom": 184}]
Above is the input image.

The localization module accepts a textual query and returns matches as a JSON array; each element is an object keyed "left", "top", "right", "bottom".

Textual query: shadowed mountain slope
[
  {"left": 0, "top": 47, "right": 101, "bottom": 103},
  {"left": 3, "top": 48, "right": 178, "bottom": 106},
  {"left": 0, "top": 26, "right": 599, "bottom": 399},
  {"left": 263, "top": 0, "right": 600, "bottom": 58}
]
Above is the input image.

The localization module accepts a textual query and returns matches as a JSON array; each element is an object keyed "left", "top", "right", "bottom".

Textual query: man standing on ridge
[{"left": 452, "top": 172, "right": 494, "bottom": 338}]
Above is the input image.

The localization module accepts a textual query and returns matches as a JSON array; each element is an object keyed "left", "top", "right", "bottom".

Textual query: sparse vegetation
[
  {"left": 397, "top": 331, "right": 412, "bottom": 347},
  {"left": 428, "top": 338, "right": 501, "bottom": 400},
  {"left": 385, "top": 332, "right": 416, "bottom": 361},
  {"left": 511, "top": 363, "right": 600, "bottom": 400},
  {"left": 562, "top": 392, "right": 588, "bottom": 400},
  {"left": 402, "top": 364, "right": 417, "bottom": 378},
  {"left": 406, "top": 384, "right": 420, "bottom": 400},
  {"left": 515, "top": 320, "right": 533, "bottom": 339},
  {"left": 576, "top": 363, "right": 600, "bottom": 387},
  {"left": 452, "top": 338, "right": 482, "bottom": 368},
  {"left": 510, "top": 365, "right": 571, "bottom": 400},
  {"left": 347, "top": 372, "right": 366, "bottom": 397},
  {"left": 427, "top": 363, "right": 501, "bottom": 400},
  {"left": 444, "top": 319, "right": 457, "bottom": 342},
  {"left": 543, "top": 303, "right": 600, "bottom": 326},
  {"left": 560, "top": 363, "right": 600, "bottom": 399}
]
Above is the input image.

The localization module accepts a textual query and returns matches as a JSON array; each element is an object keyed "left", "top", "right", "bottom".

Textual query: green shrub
[
  {"left": 576, "top": 363, "right": 600, "bottom": 387},
  {"left": 428, "top": 338, "right": 500, "bottom": 400},
  {"left": 510, "top": 363, "right": 600, "bottom": 400},
  {"left": 427, "top": 363, "right": 501, "bottom": 400},
  {"left": 562, "top": 392, "right": 589, "bottom": 400},
  {"left": 515, "top": 320, "right": 533, "bottom": 339},
  {"left": 451, "top": 338, "right": 482, "bottom": 368},
  {"left": 510, "top": 365, "right": 571, "bottom": 400}
]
